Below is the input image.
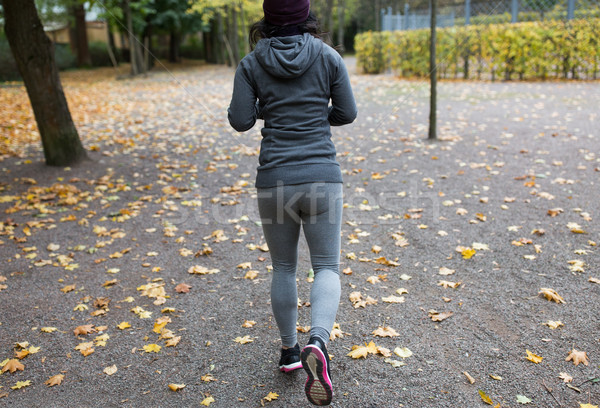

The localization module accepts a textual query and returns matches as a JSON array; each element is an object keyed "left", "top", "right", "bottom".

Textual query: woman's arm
[
  {"left": 228, "top": 63, "right": 259, "bottom": 132},
  {"left": 328, "top": 58, "right": 357, "bottom": 127}
]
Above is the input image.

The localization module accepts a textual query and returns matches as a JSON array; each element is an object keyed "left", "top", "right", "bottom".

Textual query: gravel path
[{"left": 0, "top": 59, "right": 598, "bottom": 407}]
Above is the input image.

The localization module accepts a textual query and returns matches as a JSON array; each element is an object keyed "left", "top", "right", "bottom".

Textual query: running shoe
[
  {"left": 279, "top": 343, "right": 302, "bottom": 373},
  {"left": 301, "top": 337, "right": 333, "bottom": 406}
]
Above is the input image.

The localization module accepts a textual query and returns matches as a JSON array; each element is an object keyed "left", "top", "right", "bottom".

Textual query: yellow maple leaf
[
  {"left": 168, "top": 383, "right": 186, "bottom": 391},
  {"left": 525, "top": 349, "right": 543, "bottom": 363},
  {"left": 200, "top": 396, "right": 215, "bottom": 406},
  {"left": 462, "top": 248, "right": 476, "bottom": 259},
  {"left": 11, "top": 380, "right": 31, "bottom": 390},
  {"left": 153, "top": 321, "right": 168, "bottom": 334},
  {"left": 45, "top": 374, "right": 64, "bottom": 387},
  {"left": 264, "top": 392, "right": 279, "bottom": 401},
  {"left": 234, "top": 336, "right": 253, "bottom": 345},
  {"left": 117, "top": 322, "right": 131, "bottom": 330},
  {"left": 41, "top": 327, "right": 58, "bottom": 333},
  {"left": 347, "top": 345, "right": 369, "bottom": 359},
  {"left": 143, "top": 344, "right": 161, "bottom": 353}
]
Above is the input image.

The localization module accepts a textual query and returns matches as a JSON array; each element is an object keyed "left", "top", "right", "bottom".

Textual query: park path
[{"left": 0, "top": 58, "right": 599, "bottom": 407}]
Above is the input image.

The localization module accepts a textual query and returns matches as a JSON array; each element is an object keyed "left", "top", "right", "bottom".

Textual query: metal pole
[
  {"left": 404, "top": 3, "right": 409, "bottom": 30},
  {"left": 511, "top": 0, "right": 519, "bottom": 23},
  {"left": 465, "top": 0, "right": 471, "bottom": 25},
  {"left": 567, "top": 0, "right": 575, "bottom": 20}
]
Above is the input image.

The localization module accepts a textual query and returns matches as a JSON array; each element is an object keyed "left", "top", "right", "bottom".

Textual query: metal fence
[{"left": 382, "top": 0, "right": 599, "bottom": 31}]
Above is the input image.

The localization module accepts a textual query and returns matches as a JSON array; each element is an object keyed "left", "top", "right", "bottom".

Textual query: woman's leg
[
  {"left": 300, "top": 183, "right": 343, "bottom": 345},
  {"left": 258, "top": 186, "right": 302, "bottom": 348}
]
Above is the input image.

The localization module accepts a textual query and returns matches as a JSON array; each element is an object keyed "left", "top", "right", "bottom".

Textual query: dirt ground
[{"left": 0, "top": 59, "right": 599, "bottom": 407}]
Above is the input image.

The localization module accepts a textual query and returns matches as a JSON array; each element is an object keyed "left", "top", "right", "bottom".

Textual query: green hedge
[{"left": 355, "top": 18, "right": 600, "bottom": 80}]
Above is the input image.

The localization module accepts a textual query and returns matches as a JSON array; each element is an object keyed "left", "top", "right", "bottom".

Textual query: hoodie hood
[{"left": 254, "top": 33, "right": 323, "bottom": 79}]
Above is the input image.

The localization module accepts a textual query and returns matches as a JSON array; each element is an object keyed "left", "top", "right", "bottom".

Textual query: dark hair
[{"left": 249, "top": 11, "right": 328, "bottom": 50}]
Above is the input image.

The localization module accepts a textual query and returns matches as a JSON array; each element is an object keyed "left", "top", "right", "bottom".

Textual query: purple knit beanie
[{"left": 263, "top": 0, "right": 310, "bottom": 26}]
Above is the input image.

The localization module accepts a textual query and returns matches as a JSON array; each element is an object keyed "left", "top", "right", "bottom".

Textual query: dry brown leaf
[
  {"left": 565, "top": 349, "right": 589, "bottom": 366},
  {"left": 559, "top": 372, "right": 573, "bottom": 383},
  {"left": 539, "top": 288, "right": 565, "bottom": 303},
  {"left": 428, "top": 310, "right": 454, "bottom": 322},
  {"left": 45, "top": 374, "right": 64, "bottom": 387},
  {"left": 372, "top": 326, "right": 400, "bottom": 337},
  {"left": 1, "top": 359, "right": 24, "bottom": 374},
  {"left": 165, "top": 336, "right": 181, "bottom": 347},
  {"left": 73, "top": 325, "right": 96, "bottom": 336},
  {"left": 175, "top": 283, "right": 191, "bottom": 293}
]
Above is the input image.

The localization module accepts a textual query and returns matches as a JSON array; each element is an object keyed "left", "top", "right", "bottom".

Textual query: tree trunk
[
  {"left": 169, "top": 30, "right": 180, "bottom": 63},
  {"left": 124, "top": 0, "right": 139, "bottom": 75},
  {"left": 375, "top": 0, "right": 381, "bottom": 31},
  {"left": 2, "top": 0, "right": 87, "bottom": 166},
  {"left": 240, "top": 0, "right": 250, "bottom": 55},
  {"left": 231, "top": 5, "right": 240, "bottom": 66},
  {"left": 72, "top": 3, "right": 92, "bottom": 67},
  {"left": 325, "top": 0, "right": 334, "bottom": 37},
  {"left": 428, "top": 0, "right": 437, "bottom": 140},
  {"left": 337, "top": 0, "right": 345, "bottom": 54}
]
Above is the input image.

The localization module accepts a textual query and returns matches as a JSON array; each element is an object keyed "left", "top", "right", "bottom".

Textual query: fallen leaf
[
  {"left": 539, "top": 288, "right": 565, "bottom": 303},
  {"left": 384, "top": 358, "right": 405, "bottom": 367},
  {"left": 565, "top": 349, "right": 589, "bottom": 366},
  {"left": 579, "top": 404, "right": 598, "bottom": 408},
  {"left": 60, "top": 284, "right": 76, "bottom": 293},
  {"left": 242, "top": 320, "right": 256, "bottom": 328},
  {"left": 143, "top": 344, "right": 161, "bottom": 353},
  {"left": 544, "top": 321, "right": 563, "bottom": 330},
  {"left": 103, "top": 365, "right": 117, "bottom": 375},
  {"left": 11, "top": 380, "right": 31, "bottom": 390},
  {"left": 428, "top": 310, "right": 454, "bottom": 322},
  {"left": 234, "top": 336, "right": 253, "bottom": 345},
  {"left": 394, "top": 347, "right": 413, "bottom": 358},
  {"left": 516, "top": 394, "right": 532, "bottom": 404},
  {"left": 263, "top": 391, "right": 279, "bottom": 401},
  {"left": 200, "top": 396, "right": 215, "bottom": 406},
  {"left": 165, "top": 336, "right": 181, "bottom": 347},
  {"left": 525, "top": 349, "right": 543, "bottom": 364},
  {"left": 439, "top": 267, "right": 455, "bottom": 276},
  {"left": 73, "top": 325, "right": 96, "bottom": 336},
  {"left": 464, "top": 371, "right": 476, "bottom": 384},
  {"left": 438, "top": 280, "right": 461, "bottom": 289},
  {"left": 1, "top": 359, "right": 24, "bottom": 374},
  {"left": 117, "top": 322, "right": 131, "bottom": 330},
  {"left": 559, "top": 372, "right": 573, "bottom": 383},
  {"left": 168, "top": 383, "right": 186, "bottom": 391},
  {"left": 372, "top": 327, "right": 399, "bottom": 337},
  {"left": 45, "top": 374, "right": 64, "bottom": 387},
  {"left": 479, "top": 389, "right": 493, "bottom": 405}
]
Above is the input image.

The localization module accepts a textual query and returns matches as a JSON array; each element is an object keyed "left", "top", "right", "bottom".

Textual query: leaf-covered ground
[{"left": 0, "top": 60, "right": 599, "bottom": 407}]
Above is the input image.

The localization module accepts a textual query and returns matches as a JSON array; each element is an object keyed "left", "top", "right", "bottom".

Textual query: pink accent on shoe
[
  {"left": 301, "top": 345, "right": 333, "bottom": 406},
  {"left": 279, "top": 361, "right": 302, "bottom": 373}
]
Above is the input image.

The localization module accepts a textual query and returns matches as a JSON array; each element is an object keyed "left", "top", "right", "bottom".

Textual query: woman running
[{"left": 228, "top": 1, "right": 357, "bottom": 405}]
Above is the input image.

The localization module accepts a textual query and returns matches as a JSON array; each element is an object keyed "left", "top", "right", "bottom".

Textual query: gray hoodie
[{"left": 228, "top": 33, "right": 357, "bottom": 188}]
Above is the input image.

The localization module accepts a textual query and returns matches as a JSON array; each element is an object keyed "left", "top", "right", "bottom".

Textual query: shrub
[
  {"left": 54, "top": 43, "right": 77, "bottom": 71},
  {"left": 355, "top": 18, "right": 600, "bottom": 80},
  {"left": 89, "top": 41, "right": 117, "bottom": 67}
]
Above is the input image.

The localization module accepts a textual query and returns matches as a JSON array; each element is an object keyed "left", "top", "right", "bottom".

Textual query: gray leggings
[{"left": 257, "top": 182, "right": 343, "bottom": 348}]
